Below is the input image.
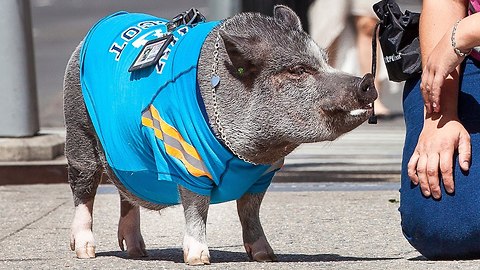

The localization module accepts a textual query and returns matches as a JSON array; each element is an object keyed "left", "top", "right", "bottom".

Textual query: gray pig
[{"left": 63, "top": 5, "right": 377, "bottom": 265}]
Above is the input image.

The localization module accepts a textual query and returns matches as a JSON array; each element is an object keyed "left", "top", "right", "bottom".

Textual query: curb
[
  {"left": 0, "top": 156, "right": 400, "bottom": 185},
  {"left": 0, "top": 158, "right": 67, "bottom": 185},
  {"left": 0, "top": 122, "right": 404, "bottom": 185}
]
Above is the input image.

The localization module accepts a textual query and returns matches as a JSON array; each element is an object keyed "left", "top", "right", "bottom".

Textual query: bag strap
[
  {"left": 368, "top": 21, "right": 381, "bottom": 124},
  {"left": 371, "top": 21, "right": 381, "bottom": 78}
]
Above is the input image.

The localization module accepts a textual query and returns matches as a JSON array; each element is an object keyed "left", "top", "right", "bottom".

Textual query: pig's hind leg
[
  {"left": 179, "top": 186, "right": 211, "bottom": 265},
  {"left": 237, "top": 192, "right": 277, "bottom": 262},
  {"left": 117, "top": 194, "right": 147, "bottom": 257},
  {"left": 65, "top": 118, "right": 102, "bottom": 259},
  {"left": 64, "top": 43, "right": 102, "bottom": 259}
]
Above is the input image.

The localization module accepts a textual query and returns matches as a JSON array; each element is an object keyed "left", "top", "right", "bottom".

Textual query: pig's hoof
[
  {"left": 183, "top": 234, "right": 211, "bottom": 265},
  {"left": 244, "top": 236, "right": 277, "bottom": 262},
  {"left": 127, "top": 246, "right": 148, "bottom": 258},
  {"left": 70, "top": 230, "right": 96, "bottom": 259},
  {"left": 118, "top": 228, "right": 147, "bottom": 258},
  {"left": 118, "top": 236, "right": 148, "bottom": 258},
  {"left": 117, "top": 206, "right": 148, "bottom": 258}
]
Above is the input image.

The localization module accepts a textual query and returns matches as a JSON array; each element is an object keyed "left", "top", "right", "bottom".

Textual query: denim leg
[{"left": 399, "top": 58, "right": 480, "bottom": 259}]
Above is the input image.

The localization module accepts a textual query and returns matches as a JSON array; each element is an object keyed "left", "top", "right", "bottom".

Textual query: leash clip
[{"left": 167, "top": 8, "right": 206, "bottom": 32}]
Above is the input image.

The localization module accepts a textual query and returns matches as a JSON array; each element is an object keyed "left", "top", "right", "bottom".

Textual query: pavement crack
[{"left": 0, "top": 200, "right": 69, "bottom": 243}]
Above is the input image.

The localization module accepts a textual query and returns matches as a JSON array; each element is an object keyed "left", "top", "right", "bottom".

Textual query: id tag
[{"left": 129, "top": 34, "right": 173, "bottom": 72}]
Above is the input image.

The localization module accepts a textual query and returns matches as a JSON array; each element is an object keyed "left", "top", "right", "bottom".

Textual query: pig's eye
[{"left": 289, "top": 66, "right": 306, "bottom": 76}]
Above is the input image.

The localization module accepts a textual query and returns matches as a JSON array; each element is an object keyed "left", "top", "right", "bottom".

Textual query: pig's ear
[
  {"left": 219, "top": 30, "right": 263, "bottom": 85},
  {"left": 273, "top": 5, "right": 302, "bottom": 31}
]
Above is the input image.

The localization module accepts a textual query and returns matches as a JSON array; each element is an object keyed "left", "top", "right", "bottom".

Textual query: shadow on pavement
[{"left": 96, "top": 248, "right": 401, "bottom": 263}]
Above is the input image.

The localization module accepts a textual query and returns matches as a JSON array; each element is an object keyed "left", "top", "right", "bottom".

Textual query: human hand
[
  {"left": 407, "top": 118, "right": 471, "bottom": 199},
  {"left": 420, "top": 29, "right": 465, "bottom": 114}
]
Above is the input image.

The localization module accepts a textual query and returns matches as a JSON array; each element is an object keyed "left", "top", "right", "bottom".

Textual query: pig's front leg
[
  {"left": 237, "top": 192, "right": 277, "bottom": 262},
  {"left": 117, "top": 194, "right": 147, "bottom": 257},
  {"left": 179, "top": 186, "right": 211, "bottom": 265}
]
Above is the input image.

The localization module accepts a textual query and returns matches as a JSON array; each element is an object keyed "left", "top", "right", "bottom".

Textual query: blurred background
[
  {"left": 31, "top": 0, "right": 210, "bottom": 128},
  {"left": 0, "top": 0, "right": 420, "bottom": 183},
  {"left": 0, "top": 0, "right": 421, "bottom": 132}
]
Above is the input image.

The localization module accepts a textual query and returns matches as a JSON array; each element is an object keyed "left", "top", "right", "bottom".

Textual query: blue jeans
[{"left": 400, "top": 57, "right": 480, "bottom": 259}]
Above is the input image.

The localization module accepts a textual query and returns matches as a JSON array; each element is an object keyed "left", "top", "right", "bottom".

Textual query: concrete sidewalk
[
  {"left": 1, "top": 183, "right": 480, "bottom": 270},
  {"left": 1, "top": 119, "right": 480, "bottom": 269},
  {"left": 0, "top": 118, "right": 405, "bottom": 185}
]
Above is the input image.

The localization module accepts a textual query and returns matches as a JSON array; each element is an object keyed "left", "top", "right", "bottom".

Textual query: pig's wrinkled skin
[{"left": 64, "top": 6, "right": 377, "bottom": 265}]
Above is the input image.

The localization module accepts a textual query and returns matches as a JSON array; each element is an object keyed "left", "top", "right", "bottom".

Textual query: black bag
[{"left": 372, "top": 0, "right": 421, "bottom": 82}]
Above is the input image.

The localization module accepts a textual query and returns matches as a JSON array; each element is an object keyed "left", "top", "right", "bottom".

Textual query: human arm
[
  {"left": 421, "top": 12, "right": 480, "bottom": 113},
  {"left": 407, "top": 0, "right": 471, "bottom": 199}
]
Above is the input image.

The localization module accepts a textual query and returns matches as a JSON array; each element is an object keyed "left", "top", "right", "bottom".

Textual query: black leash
[{"left": 368, "top": 21, "right": 381, "bottom": 124}]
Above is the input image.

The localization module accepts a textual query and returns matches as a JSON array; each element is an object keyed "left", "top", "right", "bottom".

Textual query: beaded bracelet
[{"left": 451, "top": 20, "right": 472, "bottom": 57}]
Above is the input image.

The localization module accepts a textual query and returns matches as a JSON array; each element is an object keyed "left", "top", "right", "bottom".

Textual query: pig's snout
[
  {"left": 356, "top": 73, "right": 377, "bottom": 102},
  {"left": 359, "top": 73, "right": 375, "bottom": 93}
]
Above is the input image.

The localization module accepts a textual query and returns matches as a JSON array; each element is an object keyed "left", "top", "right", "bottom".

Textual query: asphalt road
[
  {"left": 30, "top": 0, "right": 406, "bottom": 128},
  {"left": 31, "top": 0, "right": 208, "bottom": 127}
]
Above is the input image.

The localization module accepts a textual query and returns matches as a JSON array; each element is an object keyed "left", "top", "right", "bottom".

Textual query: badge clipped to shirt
[{"left": 129, "top": 34, "right": 173, "bottom": 72}]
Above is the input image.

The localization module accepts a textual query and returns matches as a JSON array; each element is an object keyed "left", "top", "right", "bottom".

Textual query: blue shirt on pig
[{"left": 79, "top": 11, "right": 283, "bottom": 204}]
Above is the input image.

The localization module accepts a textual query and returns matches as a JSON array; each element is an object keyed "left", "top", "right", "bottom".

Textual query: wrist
[
  {"left": 423, "top": 113, "right": 460, "bottom": 132},
  {"left": 451, "top": 19, "right": 473, "bottom": 56},
  {"left": 424, "top": 75, "right": 459, "bottom": 117},
  {"left": 424, "top": 96, "right": 459, "bottom": 122}
]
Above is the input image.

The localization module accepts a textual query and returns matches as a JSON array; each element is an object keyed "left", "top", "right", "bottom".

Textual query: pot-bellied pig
[{"left": 63, "top": 5, "right": 377, "bottom": 265}]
